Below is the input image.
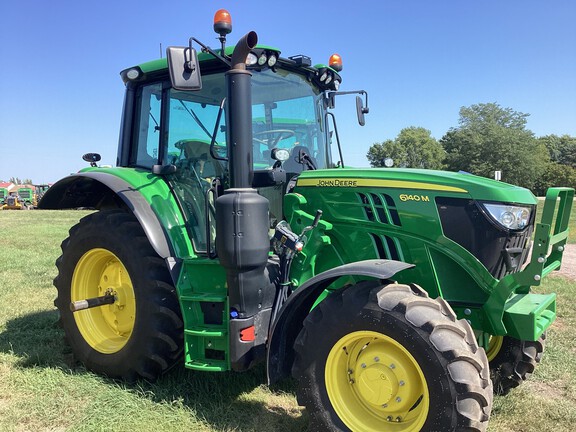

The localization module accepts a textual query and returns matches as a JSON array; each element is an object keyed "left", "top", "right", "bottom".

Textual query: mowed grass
[{"left": 0, "top": 208, "right": 574, "bottom": 431}]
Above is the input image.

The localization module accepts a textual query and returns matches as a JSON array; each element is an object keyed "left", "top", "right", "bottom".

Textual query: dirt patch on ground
[
  {"left": 525, "top": 379, "right": 569, "bottom": 401},
  {"left": 557, "top": 243, "right": 576, "bottom": 280}
]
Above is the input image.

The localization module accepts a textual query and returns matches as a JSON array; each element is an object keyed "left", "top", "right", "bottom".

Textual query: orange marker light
[
  {"left": 329, "top": 53, "right": 343, "bottom": 72},
  {"left": 214, "top": 9, "right": 232, "bottom": 36}
]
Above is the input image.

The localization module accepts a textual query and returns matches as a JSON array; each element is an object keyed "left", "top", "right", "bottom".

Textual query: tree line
[
  {"left": 366, "top": 102, "right": 576, "bottom": 195},
  {"left": 0, "top": 177, "right": 34, "bottom": 185}
]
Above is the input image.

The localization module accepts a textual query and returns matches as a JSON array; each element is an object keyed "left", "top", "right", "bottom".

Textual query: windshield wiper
[{"left": 178, "top": 100, "right": 214, "bottom": 141}]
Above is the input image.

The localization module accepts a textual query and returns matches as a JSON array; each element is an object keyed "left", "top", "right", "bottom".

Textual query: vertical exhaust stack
[{"left": 215, "top": 31, "right": 271, "bottom": 325}]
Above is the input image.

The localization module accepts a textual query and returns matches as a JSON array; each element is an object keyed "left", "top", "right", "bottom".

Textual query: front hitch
[{"left": 484, "top": 187, "right": 574, "bottom": 340}]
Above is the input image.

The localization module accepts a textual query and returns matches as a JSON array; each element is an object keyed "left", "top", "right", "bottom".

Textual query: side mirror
[
  {"left": 82, "top": 153, "right": 101, "bottom": 167},
  {"left": 356, "top": 95, "right": 369, "bottom": 126},
  {"left": 167, "top": 44, "right": 202, "bottom": 91}
]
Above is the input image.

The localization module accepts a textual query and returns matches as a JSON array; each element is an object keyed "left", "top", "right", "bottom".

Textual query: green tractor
[
  {"left": 34, "top": 184, "right": 51, "bottom": 203},
  {"left": 17, "top": 187, "right": 36, "bottom": 209},
  {"left": 0, "top": 187, "right": 8, "bottom": 206},
  {"left": 40, "top": 9, "right": 573, "bottom": 431}
]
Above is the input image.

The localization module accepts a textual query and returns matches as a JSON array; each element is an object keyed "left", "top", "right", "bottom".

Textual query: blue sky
[{"left": 0, "top": 1, "right": 574, "bottom": 183}]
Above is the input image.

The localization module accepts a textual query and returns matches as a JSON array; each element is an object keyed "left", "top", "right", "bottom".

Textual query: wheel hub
[
  {"left": 356, "top": 363, "right": 397, "bottom": 405},
  {"left": 326, "top": 331, "right": 429, "bottom": 431}
]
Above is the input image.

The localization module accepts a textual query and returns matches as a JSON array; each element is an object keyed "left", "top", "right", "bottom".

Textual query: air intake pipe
[{"left": 216, "top": 31, "right": 271, "bottom": 321}]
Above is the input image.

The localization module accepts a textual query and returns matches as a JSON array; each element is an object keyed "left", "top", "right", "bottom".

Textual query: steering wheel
[{"left": 253, "top": 129, "right": 296, "bottom": 147}]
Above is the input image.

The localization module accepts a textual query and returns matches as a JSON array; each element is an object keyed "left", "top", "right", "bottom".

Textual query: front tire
[
  {"left": 54, "top": 210, "right": 183, "bottom": 381},
  {"left": 488, "top": 334, "right": 545, "bottom": 395},
  {"left": 292, "top": 282, "right": 492, "bottom": 432}
]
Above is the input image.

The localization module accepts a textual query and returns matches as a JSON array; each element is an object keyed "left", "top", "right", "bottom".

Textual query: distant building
[{"left": 0, "top": 182, "right": 16, "bottom": 191}]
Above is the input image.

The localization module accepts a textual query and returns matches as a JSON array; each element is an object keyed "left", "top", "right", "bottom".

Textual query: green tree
[
  {"left": 441, "top": 103, "right": 549, "bottom": 189},
  {"left": 367, "top": 127, "right": 444, "bottom": 169},
  {"left": 538, "top": 134, "right": 576, "bottom": 168},
  {"left": 532, "top": 163, "right": 576, "bottom": 196},
  {"left": 8, "top": 177, "right": 33, "bottom": 185}
]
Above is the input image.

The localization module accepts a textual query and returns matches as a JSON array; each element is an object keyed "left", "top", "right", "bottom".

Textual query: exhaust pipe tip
[{"left": 231, "top": 31, "right": 258, "bottom": 70}]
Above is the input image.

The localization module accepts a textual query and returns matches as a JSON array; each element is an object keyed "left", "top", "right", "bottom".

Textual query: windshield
[
  {"left": 251, "top": 68, "right": 329, "bottom": 172},
  {"left": 133, "top": 67, "right": 328, "bottom": 174}
]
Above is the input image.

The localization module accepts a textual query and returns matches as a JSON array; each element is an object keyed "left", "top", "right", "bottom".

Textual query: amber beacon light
[
  {"left": 329, "top": 53, "right": 343, "bottom": 72},
  {"left": 214, "top": 9, "right": 232, "bottom": 36}
]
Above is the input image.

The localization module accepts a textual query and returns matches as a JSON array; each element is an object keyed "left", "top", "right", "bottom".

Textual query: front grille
[{"left": 436, "top": 197, "right": 534, "bottom": 279}]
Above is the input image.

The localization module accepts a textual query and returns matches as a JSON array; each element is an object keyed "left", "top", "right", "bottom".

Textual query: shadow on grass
[
  {"left": 0, "top": 311, "right": 307, "bottom": 431},
  {"left": 0, "top": 310, "right": 69, "bottom": 368}
]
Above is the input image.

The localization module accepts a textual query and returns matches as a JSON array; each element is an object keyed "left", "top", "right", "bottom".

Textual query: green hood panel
[{"left": 296, "top": 168, "right": 537, "bottom": 204}]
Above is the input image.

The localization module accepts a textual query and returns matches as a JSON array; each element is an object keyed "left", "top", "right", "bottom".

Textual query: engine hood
[{"left": 295, "top": 168, "right": 537, "bottom": 204}]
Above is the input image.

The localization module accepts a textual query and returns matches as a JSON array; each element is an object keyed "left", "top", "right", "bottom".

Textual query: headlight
[
  {"left": 246, "top": 52, "right": 258, "bottom": 66},
  {"left": 481, "top": 203, "right": 532, "bottom": 230},
  {"left": 271, "top": 148, "right": 290, "bottom": 162}
]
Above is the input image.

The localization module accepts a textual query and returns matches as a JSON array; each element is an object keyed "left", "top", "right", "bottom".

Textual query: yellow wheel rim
[
  {"left": 71, "top": 248, "right": 136, "bottom": 354},
  {"left": 486, "top": 335, "right": 504, "bottom": 361},
  {"left": 326, "top": 331, "right": 429, "bottom": 432}
]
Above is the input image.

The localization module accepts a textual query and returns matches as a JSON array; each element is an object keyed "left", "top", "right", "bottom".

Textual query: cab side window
[{"left": 131, "top": 83, "right": 163, "bottom": 168}]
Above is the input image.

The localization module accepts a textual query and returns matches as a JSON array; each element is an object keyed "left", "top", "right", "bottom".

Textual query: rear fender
[
  {"left": 39, "top": 172, "right": 173, "bottom": 259},
  {"left": 266, "top": 259, "right": 414, "bottom": 384}
]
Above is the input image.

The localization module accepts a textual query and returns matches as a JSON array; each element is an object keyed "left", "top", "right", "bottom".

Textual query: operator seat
[{"left": 175, "top": 140, "right": 225, "bottom": 179}]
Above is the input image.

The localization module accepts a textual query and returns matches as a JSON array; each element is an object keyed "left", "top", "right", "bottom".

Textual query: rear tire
[
  {"left": 292, "top": 282, "right": 492, "bottom": 431},
  {"left": 488, "top": 334, "right": 545, "bottom": 395},
  {"left": 54, "top": 210, "right": 183, "bottom": 381}
]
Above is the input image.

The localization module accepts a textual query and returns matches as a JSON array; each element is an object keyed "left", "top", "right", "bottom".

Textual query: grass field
[{"left": 0, "top": 208, "right": 574, "bottom": 432}]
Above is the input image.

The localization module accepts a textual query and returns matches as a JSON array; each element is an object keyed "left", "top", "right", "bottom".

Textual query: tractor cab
[
  {"left": 119, "top": 51, "right": 351, "bottom": 171},
  {"left": 115, "top": 18, "right": 363, "bottom": 252}
]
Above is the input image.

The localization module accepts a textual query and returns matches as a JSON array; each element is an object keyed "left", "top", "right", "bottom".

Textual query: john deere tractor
[
  {"left": 40, "top": 9, "right": 573, "bottom": 431},
  {"left": 17, "top": 187, "right": 36, "bottom": 209}
]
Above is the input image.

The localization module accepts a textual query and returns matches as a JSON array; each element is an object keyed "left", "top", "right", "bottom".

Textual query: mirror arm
[
  {"left": 325, "top": 90, "right": 369, "bottom": 112},
  {"left": 326, "top": 112, "right": 344, "bottom": 168},
  {"left": 210, "top": 98, "right": 228, "bottom": 161},
  {"left": 190, "top": 37, "right": 231, "bottom": 68}
]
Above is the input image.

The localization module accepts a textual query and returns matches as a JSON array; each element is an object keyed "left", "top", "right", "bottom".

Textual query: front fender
[
  {"left": 39, "top": 172, "right": 174, "bottom": 259},
  {"left": 266, "top": 259, "right": 414, "bottom": 384}
]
